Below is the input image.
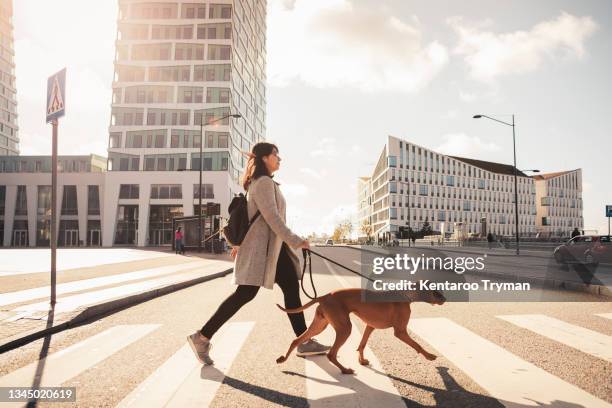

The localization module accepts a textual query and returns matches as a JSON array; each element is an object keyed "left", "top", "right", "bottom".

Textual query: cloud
[
  {"left": 436, "top": 133, "right": 501, "bottom": 157},
  {"left": 448, "top": 12, "right": 598, "bottom": 82},
  {"left": 268, "top": 0, "right": 448, "bottom": 92},
  {"left": 310, "top": 137, "right": 338, "bottom": 158},
  {"left": 300, "top": 167, "right": 326, "bottom": 179}
]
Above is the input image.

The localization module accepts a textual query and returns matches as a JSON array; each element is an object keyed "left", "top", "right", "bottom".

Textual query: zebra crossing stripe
[
  {"left": 409, "top": 317, "right": 611, "bottom": 407},
  {"left": 310, "top": 259, "right": 404, "bottom": 407},
  {"left": 595, "top": 312, "right": 612, "bottom": 320},
  {"left": 13, "top": 263, "right": 228, "bottom": 314},
  {"left": 0, "top": 325, "right": 160, "bottom": 388},
  {"left": 116, "top": 322, "right": 255, "bottom": 407},
  {"left": 0, "top": 260, "right": 209, "bottom": 307},
  {"left": 305, "top": 317, "right": 405, "bottom": 408},
  {"left": 497, "top": 314, "right": 612, "bottom": 363}
]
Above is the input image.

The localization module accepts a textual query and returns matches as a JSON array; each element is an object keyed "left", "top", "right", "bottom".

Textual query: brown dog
[{"left": 276, "top": 288, "right": 446, "bottom": 374}]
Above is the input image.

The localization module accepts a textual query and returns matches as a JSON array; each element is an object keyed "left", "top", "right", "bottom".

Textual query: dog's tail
[{"left": 276, "top": 298, "right": 320, "bottom": 314}]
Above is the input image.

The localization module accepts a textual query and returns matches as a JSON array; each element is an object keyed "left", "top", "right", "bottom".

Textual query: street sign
[
  {"left": 606, "top": 205, "right": 612, "bottom": 217},
  {"left": 46, "top": 68, "right": 66, "bottom": 123}
]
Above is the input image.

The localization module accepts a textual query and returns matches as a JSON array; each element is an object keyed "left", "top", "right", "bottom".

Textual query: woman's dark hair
[{"left": 242, "top": 142, "right": 278, "bottom": 191}]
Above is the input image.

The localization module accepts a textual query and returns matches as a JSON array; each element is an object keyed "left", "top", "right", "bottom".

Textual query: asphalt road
[{"left": 0, "top": 246, "right": 610, "bottom": 407}]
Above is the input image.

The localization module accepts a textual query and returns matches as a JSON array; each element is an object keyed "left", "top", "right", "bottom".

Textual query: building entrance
[
  {"left": 64, "top": 229, "right": 79, "bottom": 246},
  {"left": 12, "top": 230, "right": 28, "bottom": 247}
]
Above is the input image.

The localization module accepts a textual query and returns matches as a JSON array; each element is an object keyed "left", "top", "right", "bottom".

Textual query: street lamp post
[
  {"left": 473, "top": 114, "right": 523, "bottom": 255},
  {"left": 198, "top": 112, "right": 241, "bottom": 252}
]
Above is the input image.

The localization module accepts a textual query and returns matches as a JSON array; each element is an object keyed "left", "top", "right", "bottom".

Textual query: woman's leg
[
  {"left": 275, "top": 244, "right": 307, "bottom": 337},
  {"left": 200, "top": 285, "right": 259, "bottom": 339}
]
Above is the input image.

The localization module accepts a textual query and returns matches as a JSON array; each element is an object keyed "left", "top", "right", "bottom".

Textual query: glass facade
[
  {"left": 36, "top": 186, "right": 51, "bottom": 246},
  {"left": 108, "top": 0, "right": 267, "bottom": 184},
  {"left": 148, "top": 205, "right": 183, "bottom": 245},
  {"left": 87, "top": 219, "right": 102, "bottom": 246},
  {"left": 0, "top": 0, "right": 18, "bottom": 156},
  {"left": 58, "top": 220, "right": 79, "bottom": 247},
  {"left": 61, "top": 185, "right": 78, "bottom": 215},
  {"left": 115, "top": 205, "right": 139, "bottom": 245}
]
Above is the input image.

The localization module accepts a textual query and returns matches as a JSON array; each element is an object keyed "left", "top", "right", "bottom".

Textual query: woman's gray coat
[{"left": 231, "top": 175, "right": 304, "bottom": 289}]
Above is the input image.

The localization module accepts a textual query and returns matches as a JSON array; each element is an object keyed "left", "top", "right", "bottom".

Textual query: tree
[
  {"left": 360, "top": 220, "right": 373, "bottom": 241},
  {"left": 333, "top": 219, "right": 353, "bottom": 242},
  {"left": 421, "top": 217, "right": 433, "bottom": 236}
]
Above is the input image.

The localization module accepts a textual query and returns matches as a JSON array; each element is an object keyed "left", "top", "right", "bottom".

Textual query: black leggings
[{"left": 200, "top": 243, "right": 307, "bottom": 339}]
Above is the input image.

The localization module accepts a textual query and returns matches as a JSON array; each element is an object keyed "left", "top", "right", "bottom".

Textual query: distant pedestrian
[
  {"left": 175, "top": 227, "right": 184, "bottom": 255},
  {"left": 487, "top": 232, "right": 494, "bottom": 249},
  {"left": 571, "top": 227, "right": 580, "bottom": 239}
]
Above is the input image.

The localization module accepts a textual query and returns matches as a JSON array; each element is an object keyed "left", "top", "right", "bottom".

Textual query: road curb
[
  {"left": 0, "top": 267, "right": 233, "bottom": 354},
  {"left": 338, "top": 245, "right": 611, "bottom": 298}
]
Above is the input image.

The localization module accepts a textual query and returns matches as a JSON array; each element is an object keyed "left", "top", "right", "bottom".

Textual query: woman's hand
[
  {"left": 231, "top": 246, "right": 239, "bottom": 259},
  {"left": 299, "top": 240, "right": 310, "bottom": 250}
]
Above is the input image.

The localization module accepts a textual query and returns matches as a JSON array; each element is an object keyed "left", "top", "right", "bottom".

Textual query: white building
[
  {"left": 0, "top": 155, "right": 106, "bottom": 247},
  {"left": 104, "top": 0, "right": 266, "bottom": 246},
  {"left": 1, "top": 0, "right": 268, "bottom": 248},
  {"left": 358, "top": 136, "right": 583, "bottom": 241},
  {"left": 0, "top": 0, "right": 18, "bottom": 156},
  {"left": 534, "top": 170, "right": 583, "bottom": 237}
]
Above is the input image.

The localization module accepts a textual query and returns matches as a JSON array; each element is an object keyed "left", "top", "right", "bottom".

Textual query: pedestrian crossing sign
[{"left": 46, "top": 68, "right": 66, "bottom": 123}]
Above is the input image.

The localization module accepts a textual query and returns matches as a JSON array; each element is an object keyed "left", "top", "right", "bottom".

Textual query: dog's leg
[
  {"left": 276, "top": 308, "right": 328, "bottom": 364},
  {"left": 327, "top": 318, "right": 354, "bottom": 374},
  {"left": 357, "top": 325, "right": 374, "bottom": 366},
  {"left": 393, "top": 328, "right": 437, "bottom": 361}
]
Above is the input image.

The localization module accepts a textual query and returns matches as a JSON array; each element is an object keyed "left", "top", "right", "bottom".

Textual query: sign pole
[
  {"left": 46, "top": 67, "right": 66, "bottom": 307},
  {"left": 51, "top": 119, "right": 58, "bottom": 305}
]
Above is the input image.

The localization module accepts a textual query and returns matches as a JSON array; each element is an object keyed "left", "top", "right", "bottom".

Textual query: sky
[{"left": 13, "top": 0, "right": 612, "bottom": 237}]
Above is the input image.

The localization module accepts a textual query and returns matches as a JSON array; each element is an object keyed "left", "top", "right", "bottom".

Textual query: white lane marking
[
  {"left": 409, "top": 318, "right": 612, "bottom": 407},
  {"left": 305, "top": 254, "right": 403, "bottom": 407},
  {"left": 116, "top": 322, "right": 255, "bottom": 407},
  {"left": 0, "top": 260, "right": 211, "bottom": 307},
  {"left": 595, "top": 312, "right": 612, "bottom": 320},
  {"left": 497, "top": 314, "right": 612, "bottom": 363},
  {"left": 323, "top": 259, "right": 354, "bottom": 289},
  {"left": 0, "top": 248, "right": 174, "bottom": 276},
  {"left": 305, "top": 318, "right": 405, "bottom": 408},
  {"left": 0, "top": 325, "right": 160, "bottom": 389},
  {"left": 13, "top": 263, "right": 231, "bottom": 314}
]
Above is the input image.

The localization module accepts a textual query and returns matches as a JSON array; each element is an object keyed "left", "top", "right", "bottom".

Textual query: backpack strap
[{"left": 245, "top": 191, "right": 260, "bottom": 225}]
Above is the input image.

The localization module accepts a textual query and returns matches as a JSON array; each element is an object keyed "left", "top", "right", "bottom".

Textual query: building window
[
  {"left": 419, "top": 185, "right": 428, "bottom": 196},
  {"left": 193, "top": 184, "right": 214, "bottom": 199},
  {"left": 88, "top": 185, "right": 100, "bottom": 215},
  {"left": 150, "top": 184, "right": 182, "bottom": 199},
  {"left": 119, "top": 184, "right": 139, "bottom": 199},
  {"left": 15, "top": 185, "right": 27, "bottom": 216},
  {"left": 388, "top": 156, "right": 397, "bottom": 168},
  {"left": 446, "top": 176, "right": 455, "bottom": 186},
  {"left": 0, "top": 185, "right": 5, "bottom": 216},
  {"left": 61, "top": 186, "right": 78, "bottom": 215},
  {"left": 37, "top": 186, "right": 52, "bottom": 217}
]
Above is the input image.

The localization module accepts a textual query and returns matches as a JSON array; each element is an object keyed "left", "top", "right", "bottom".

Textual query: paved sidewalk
[{"left": 0, "top": 248, "right": 234, "bottom": 352}]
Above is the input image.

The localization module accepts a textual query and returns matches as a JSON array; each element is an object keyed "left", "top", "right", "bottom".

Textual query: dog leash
[{"left": 300, "top": 248, "right": 376, "bottom": 300}]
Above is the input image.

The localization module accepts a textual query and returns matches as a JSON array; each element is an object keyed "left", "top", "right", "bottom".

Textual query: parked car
[
  {"left": 553, "top": 235, "right": 612, "bottom": 265},
  {"left": 325, "top": 239, "right": 334, "bottom": 245}
]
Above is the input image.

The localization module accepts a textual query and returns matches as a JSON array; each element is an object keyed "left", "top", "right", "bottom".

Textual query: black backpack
[{"left": 222, "top": 193, "right": 260, "bottom": 246}]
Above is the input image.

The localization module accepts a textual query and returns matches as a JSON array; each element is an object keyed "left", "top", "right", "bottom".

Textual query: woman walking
[{"left": 187, "top": 142, "right": 329, "bottom": 365}]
